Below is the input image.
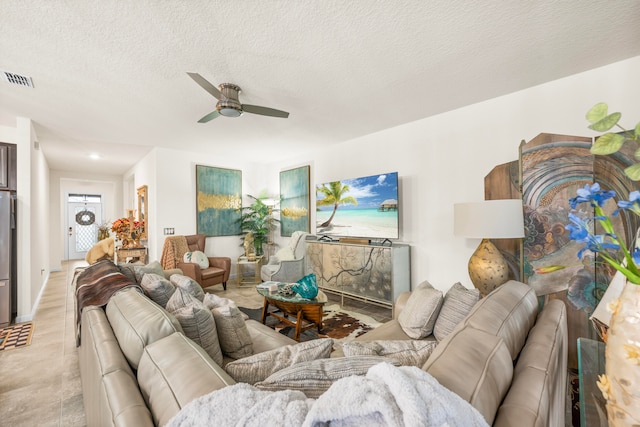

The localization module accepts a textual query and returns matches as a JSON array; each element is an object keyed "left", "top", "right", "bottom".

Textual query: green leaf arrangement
[{"left": 587, "top": 102, "right": 640, "bottom": 180}]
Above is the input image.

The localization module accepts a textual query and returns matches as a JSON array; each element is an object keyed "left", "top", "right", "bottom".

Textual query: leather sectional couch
[
  {"left": 344, "top": 280, "right": 568, "bottom": 427},
  {"left": 77, "top": 266, "right": 567, "bottom": 426}
]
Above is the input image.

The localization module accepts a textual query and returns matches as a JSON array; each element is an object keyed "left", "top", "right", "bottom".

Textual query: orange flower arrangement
[
  {"left": 111, "top": 218, "right": 144, "bottom": 238},
  {"left": 111, "top": 218, "right": 131, "bottom": 234}
]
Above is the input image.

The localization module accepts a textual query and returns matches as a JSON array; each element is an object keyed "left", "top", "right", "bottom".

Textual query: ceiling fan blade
[
  {"left": 198, "top": 110, "right": 220, "bottom": 123},
  {"left": 242, "top": 104, "right": 289, "bottom": 118},
  {"left": 187, "top": 72, "right": 223, "bottom": 100}
]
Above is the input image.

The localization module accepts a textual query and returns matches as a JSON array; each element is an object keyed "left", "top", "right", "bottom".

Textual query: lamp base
[{"left": 468, "top": 238, "right": 510, "bottom": 297}]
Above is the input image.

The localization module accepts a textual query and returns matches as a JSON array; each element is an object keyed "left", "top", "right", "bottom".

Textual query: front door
[{"left": 67, "top": 196, "right": 102, "bottom": 260}]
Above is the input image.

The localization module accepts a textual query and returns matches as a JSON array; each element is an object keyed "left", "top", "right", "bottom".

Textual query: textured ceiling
[{"left": 1, "top": 1, "right": 639, "bottom": 174}]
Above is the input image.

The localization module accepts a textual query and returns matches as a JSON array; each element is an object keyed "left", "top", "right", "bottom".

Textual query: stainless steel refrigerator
[{"left": 0, "top": 190, "right": 16, "bottom": 327}]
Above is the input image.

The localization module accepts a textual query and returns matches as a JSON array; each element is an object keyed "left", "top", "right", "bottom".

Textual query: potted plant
[{"left": 238, "top": 194, "right": 279, "bottom": 257}]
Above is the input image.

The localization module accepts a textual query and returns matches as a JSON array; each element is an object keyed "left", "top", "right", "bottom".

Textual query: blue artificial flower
[
  {"left": 616, "top": 190, "right": 640, "bottom": 216},
  {"left": 569, "top": 182, "right": 616, "bottom": 209},
  {"left": 569, "top": 183, "right": 616, "bottom": 209},
  {"left": 543, "top": 182, "right": 640, "bottom": 285},
  {"left": 565, "top": 213, "right": 590, "bottom": 242},
  {"left": 566, "top": 214, "right": 621, "bottom": 259},
  {"left": 575, "top": 234, "right": 620, "bottom": 260}
]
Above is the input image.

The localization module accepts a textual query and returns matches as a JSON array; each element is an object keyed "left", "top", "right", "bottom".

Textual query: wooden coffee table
[{"left": 257, "top": 283, "right": 325, "bottom": 341}]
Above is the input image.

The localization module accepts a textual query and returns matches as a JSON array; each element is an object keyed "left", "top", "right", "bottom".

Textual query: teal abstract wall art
[
  {"left": 196, "top": 165, "right": 242, "bottom": 236},
  {"left": 280, "top": 165, "right": 310, "bottom": 236}
]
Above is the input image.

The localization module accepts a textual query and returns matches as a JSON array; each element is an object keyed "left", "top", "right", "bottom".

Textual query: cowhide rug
[{"left": 240, "top": 303, "right": 381, "bottom": 343}]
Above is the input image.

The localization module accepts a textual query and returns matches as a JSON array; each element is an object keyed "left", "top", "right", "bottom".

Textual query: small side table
[
  {"left": 236, "top": 256, "right": 263, "bottom": 286},
  {"left": 116, "top": 247, "right": 148, "bottom": 264}
]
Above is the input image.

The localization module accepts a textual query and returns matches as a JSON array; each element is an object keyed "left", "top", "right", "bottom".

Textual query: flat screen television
[{"left": 315, "top": 171, "right": 399, "bottom": 240}]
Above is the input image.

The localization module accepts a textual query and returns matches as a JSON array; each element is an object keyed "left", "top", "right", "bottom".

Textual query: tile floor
[
  {"left": 0, "top": 260, "right": 86, "bottom": 427},
  {"left": 0, "top": 260, "right": 392, "bottom": 426}
]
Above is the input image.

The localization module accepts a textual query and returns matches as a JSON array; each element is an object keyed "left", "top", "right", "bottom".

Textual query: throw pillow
[
  {"left": 140, "top": 273, "right": 176, "bottom": 308},
  {"left": 170, "top": 274, "right": 205, "bottom": 302},
  {"left": 274, "top": 246, "right": 295, "bottom": 262},
  {"left": 183, "top": 250, "right": 210, "bottom": 269},
  {"left": 254, "top": 356, "right": 399, "bottom": 398},
  {"left": 133, "top": 260, "right": 165, "bottom": 283},
  {"left": 341, "top": 340, "right": 438, "bottom": 367},
  {"left": 169, "top": 302, "right": 223, "bottom": 367},
  {"left": 224, "top": 338, "right": 334, "bottom": 384},
  {"left": 210, "top": 303, "right": 253, "bottom": 359},
  {"left": 433, "top": 282, "right": 480, "bottom": 342},
  {"left": 398, "top": 281, "right": 444, "bottom": 339},
  {"left": 203, "top": 292, "right": 251, "bottom": 319},
  {"left": 166, "top": 287, "right": 199, "bottom": 312},
  {"left": 288, "top": 231, "right": 305, "bottom": 252},
  {"left": 165, "top": 288, "right": 223, "bottom": 365},
  {"left": 202, "top": 293, "right": 234, "bottom": 310}
]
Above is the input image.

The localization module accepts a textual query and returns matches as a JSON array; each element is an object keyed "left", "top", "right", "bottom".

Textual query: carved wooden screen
[{"left": 486, "top": 132, "right": 640, "bottom": 369}]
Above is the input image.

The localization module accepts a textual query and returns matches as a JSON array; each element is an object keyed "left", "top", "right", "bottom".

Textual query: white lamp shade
[{"left": 454, "top": 199, "right": 525, "bottom": 239}]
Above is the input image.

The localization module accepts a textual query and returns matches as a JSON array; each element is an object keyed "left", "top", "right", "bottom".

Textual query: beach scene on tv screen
[{"left": 316, "top": 172, "right": 399, "bottom": 239}]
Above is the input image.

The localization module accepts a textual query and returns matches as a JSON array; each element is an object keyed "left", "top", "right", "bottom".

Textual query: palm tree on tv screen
[{"left": 317, "top": 181, "right": 358, "bottom": 227}]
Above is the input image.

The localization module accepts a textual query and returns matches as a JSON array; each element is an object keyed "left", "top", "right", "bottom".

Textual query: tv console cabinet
[{"left": 305, "top": 240, "right": 410, "bottom": 310}]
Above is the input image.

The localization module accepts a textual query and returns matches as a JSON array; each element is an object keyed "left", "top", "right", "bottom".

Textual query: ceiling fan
[{"left": 187, "top": 72, "right": 290, "bottom": 123}]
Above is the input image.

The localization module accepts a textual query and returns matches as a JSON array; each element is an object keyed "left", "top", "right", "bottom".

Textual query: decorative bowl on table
[
  {"left": 292, "top": 273, "right": 318, "bottom": 299},
  {"left": 278, "top": 284, "right": 296, "bottom": 297}
]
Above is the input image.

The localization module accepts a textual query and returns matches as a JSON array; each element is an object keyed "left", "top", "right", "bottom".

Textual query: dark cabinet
[{"left": 0, "top": 143, "right": 17, "bottom": 191}]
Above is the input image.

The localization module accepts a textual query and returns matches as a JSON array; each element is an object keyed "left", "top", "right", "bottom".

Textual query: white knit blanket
[{"left": 167, "top": 362, "right": 489, "bottom": 427}]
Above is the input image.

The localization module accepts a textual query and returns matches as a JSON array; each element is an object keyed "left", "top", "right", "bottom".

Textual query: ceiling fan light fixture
[
  {"left": 217, "top": 104, "right": 243, "bottom": 117},
  {"left": 187, "top": 73, "right": 289, "bottom": 122},
  {"left": 216, "top": 83, "right": 243, "bottom": 117}
]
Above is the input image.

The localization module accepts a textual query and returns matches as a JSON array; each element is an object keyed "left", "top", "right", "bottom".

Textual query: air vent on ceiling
[{"left": 1, "top": 70, "right": 34, "bottom": 88}]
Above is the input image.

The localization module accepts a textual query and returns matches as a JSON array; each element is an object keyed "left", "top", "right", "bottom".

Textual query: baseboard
[
  {"left": 16, "top": 271, "right": 50, "bottom": 324},
  {"left": 15, "top": 313, "right": 33, "bottom": 323}
]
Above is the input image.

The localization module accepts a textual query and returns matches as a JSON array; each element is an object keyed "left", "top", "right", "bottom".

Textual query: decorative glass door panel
[{"left": 67, "top": 194, "right": 102, "bottom": 260}]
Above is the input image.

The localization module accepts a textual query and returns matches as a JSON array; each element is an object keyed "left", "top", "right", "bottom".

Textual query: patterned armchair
[{"left": 260, "top": 231, "right": 309, "bottom": 283}]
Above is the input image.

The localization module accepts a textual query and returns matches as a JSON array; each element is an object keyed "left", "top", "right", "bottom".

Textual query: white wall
[
  {"left": 2, "top": 118, "right": 51, "bottom": 322},
  {"left": 30, "top": 124, "right": 50, "bottom": 311},
  {"left": 0, "top": 124, "right": 16, "bottom": 142},
  {"left": 268, "top": 56, "right": 640, "bottom": 291}
]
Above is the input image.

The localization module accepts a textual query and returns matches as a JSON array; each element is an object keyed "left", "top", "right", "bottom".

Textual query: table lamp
[{"left": 454, "top": 199, "right": 525, "bottom": 297}]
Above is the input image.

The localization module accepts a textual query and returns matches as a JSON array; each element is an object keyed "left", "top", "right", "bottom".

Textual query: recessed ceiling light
[{"left": 89, "top": 153, "right": 101, "bottom": 160}]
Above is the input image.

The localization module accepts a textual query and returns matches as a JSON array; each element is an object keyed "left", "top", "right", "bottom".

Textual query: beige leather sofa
[
  {"left": 341, "top": 280, "right": 568, "bottom": 427},
  {"left": 78, "top": 270, "right": 567, "bottom": 427}
]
